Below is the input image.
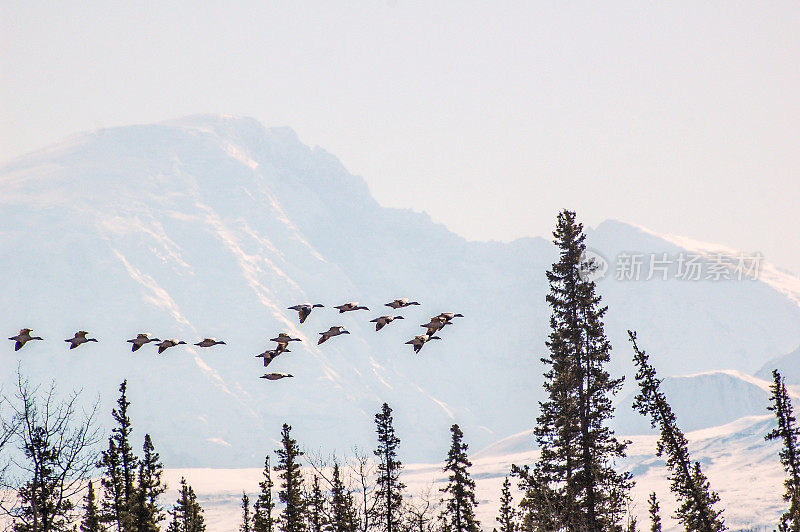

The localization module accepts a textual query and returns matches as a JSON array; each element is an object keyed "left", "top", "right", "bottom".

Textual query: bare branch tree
[
  {"left": 348, "top": 447, "right": 378, "bottom": 532},
  {"left": 0, "top": 370, "right": 100, "bottom": 531},
  {"left": 402, "top": 484, "right": 439, "bottom": 532}
]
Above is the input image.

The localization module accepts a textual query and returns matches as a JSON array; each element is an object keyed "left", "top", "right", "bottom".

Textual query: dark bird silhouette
[
  {"left": 127, "top": 333, "right": 160, "bottom": 352},
  {"left": 385, "top": 298, "right": 420, "bottom": 309},
  {"left": 288, "top": 304, "right": 324, "bottom": 324},
  {"left": 9, "top": 328, "right": 43, "bottom": 351},
  {"left": 318, "top": 326, "right": 349, "bottom": 345},
  {"left": 333, "top": 302, "right": 369, "bottom": 313},
  {"left": 370, "top": 315, "right": 405, "bottom": 331},
  {"left": 65, "top": 331, "right": 98, "bottom": 350},
  {"left": 156, "top": 339, "right": 187, "bottom": 354}
]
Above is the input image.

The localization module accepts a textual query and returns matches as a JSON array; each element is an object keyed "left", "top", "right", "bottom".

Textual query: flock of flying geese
[{"left": 7, "top": 298, "right": 463, "bottom": 382}]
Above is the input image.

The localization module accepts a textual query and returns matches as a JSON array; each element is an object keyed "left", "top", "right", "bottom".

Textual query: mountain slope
[{"left": 1, "top": 114, "right": 798, "bottom": 466}]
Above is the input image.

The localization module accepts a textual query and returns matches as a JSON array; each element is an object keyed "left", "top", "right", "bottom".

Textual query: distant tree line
[{"left": 0, "top": 209, "right": 798, "bottom": 531}]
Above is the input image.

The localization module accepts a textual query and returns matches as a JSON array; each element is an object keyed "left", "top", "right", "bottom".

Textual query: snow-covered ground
[{"left": 165, "top": 415, "right": 785, "bottom": 531}]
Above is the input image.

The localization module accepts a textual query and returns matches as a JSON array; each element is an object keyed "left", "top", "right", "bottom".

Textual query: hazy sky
[{"left": 2, "top": 1, "right": 799, "bottom": 272}]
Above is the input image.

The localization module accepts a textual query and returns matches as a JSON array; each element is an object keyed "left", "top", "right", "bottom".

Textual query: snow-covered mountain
[
  {"left": 1, "top": 114, "right": 798, "bottom": 467},
  {"left": 612, "top": 370, "right": 782, "bottom": 434}
]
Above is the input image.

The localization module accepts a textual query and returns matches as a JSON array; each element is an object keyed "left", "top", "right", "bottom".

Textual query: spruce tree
[
  {"left": 766, "top": 369, "right": 800, "bottom": 531},
  {"left": 529, "top": 210, "right": 632, "bottom": 530},
  {"left": 133, "top": 433, "right": 166, "bottom": 531},
  {"left": 81, "top": 481, "right": 104, "bottom": 532},
  {"left": 496, "top": 477, "right": 516, "bottom": 532},
  {"left": 99, "top": 380, "right": 139, "bottom": 531},
  {"left": 329, "top": 463, "right": 358, "bottom": 532},
  {"left": 275, "top": 423, "right": 306, "bottom": 532},
  {"left": 242, "top": 492, "right": 252, "bottom": 532},
  {"left": 629, "top": 330, "right": 726, "bottom": 531},
  {"left": 648, "top": 492, "right": 661, "bottom": 532},
  {"left": 254, "top": 456, "right": 276, "bottom": 532},
  {"left": 374, "top": 403, "right": 405, "bottom": 532},
  {"left": 306, "top": 476, "right": 327, "bottom": 532},
  {"left": 440, "top": 424, "right": 479, "bottom": 532},
  {"left": 167, "top": 477, "right": 206, "bottom": 532}
]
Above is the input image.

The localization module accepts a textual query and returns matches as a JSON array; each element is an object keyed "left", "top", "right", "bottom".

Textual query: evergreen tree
[
  {"left": 81, "top": 481, "right": 104, "bottom": 532},
  {"left": 306, "top": 476, "right": 327, "bottom": 532},
  {"left": 275, "top": 424, "right": 306, "bottom": 532},
  {"left": 374, "top": 403, "right": 405, "bottom": 532},
  {"left": 629, "top": 330, "right": 726, "bottom": 531},
  {"left": 253, "top": 456, "right": 276, "bottom": 532},
  {"left": 529, "top": 210, "right": 632, "bottom": 531},
  {"left": 648, "top": 492, "right": 661, "bottom": 532},
  {"left": 440, "top": 424, "right": 479, "bottom": 532},
  {"left": 166, "top": 477, "right": 205, "bottom": 532},
  {"left": 99, "top": 381, "right": 139, "bottom": 531},
  {"left": 329, "top": 463, "right": 358, "bottom": 532},
  {"left": 766, "top": 369, "right": 800, "bottom": 531},
  {"left": 495, "top": 477, "right": 515, "bottom": 532},
  {"left": 133, "top": 433, "right": 166, "bottom": 531},
  {"left": 242, "top": 492, "right": 252, "bottom": 532}
]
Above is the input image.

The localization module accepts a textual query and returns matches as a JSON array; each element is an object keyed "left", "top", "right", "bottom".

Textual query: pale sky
[{"left": 2, "top": 1, "right": 799, "bottom": 273}]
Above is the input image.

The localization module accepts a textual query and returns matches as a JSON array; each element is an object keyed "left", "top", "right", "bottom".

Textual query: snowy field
[{"left": 163, "top": 415, "right": 785, "bottom": 531}]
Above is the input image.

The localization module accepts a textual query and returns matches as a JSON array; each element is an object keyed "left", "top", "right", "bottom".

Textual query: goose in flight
[
  {"left": 260, "top": 373, "right": 294, "bottom": 381},
  {"left": 370, "top": 315, "right": 405, "bottom": 331},
  {"left": 270, "top": 333, "right": 301, "bottom": 354},
  {"left": 405, "top": 334, "right": 441, "bottom": 354},
  {"left": 288, "top": 304, "right": 324, "bottom": 324},
  {"left": 65, "top": 331, "right": 98, "bottom": 350},
  {"left": 194, "top": 338, "right": 226, "bottom": 348},
  {"left": 9, "top": 328, "right": 43, "bottom": 351},
  {"left": 420, "top": 317, "right": 450, "bottom": 336},
  {"left": 334, "top": 302, "right": 369, "bottom": 313},
  {"left": 256, "top": 348, "right": 288, "bottom": 367},
  {"left": 318, "top": 326, "right": 350, "bottom": 345},
  {"left": 127, "top": 333, "right": 161, "bottom": 352},
  {"left": 385, "top": 298, "right": 420, "bottom": 309},
  {"left": 156, "top": 339, "right": 187, "bottom": 354},
  {"left": 437, "top": 312, "right": 464, "bottom": 322}
]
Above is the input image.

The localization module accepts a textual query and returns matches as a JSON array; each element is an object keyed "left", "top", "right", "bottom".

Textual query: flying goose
[
  {"left": 318, "top": 326, "right": 350, "bottom": 345},
  {"left": 420, "top": 317, "right": 450, "bottom": 336},
  {"left": 405, "top": 334, "right": 441, "bottom": 354},
  {"left": 127, "top": 333, "right": 161, "bottom": 352},
  {"left": 9, "top": 328, "right": 43, "bottom": 351},
  {"left": 260, "top": 373, "right": 294, "bottom": 381},
  {"left": 333, "top": 302, "right": 369, "bottom": 313},
  {"left": 288, "top": 304, "right": 324, "bottom": 324},
  {"left": 65, "top": 331, "right": 98, "bottom": 350},
  {"left": 270, "top": 333, "right": 301, "bottom": 354},
  {"left": 370, "top": 315, "right": 405, "bottom": 331},
  {"left": 155, "top": 339, "right": 187, "bottom": 354},
  {"left": 437, "top": 312, "right": 464, "bottom": 322},
  {"left": 194, "top": 338, "right": 226, "bottom": 348},
  {"left": 256, "top": 348, "right": 288, "bottom": 367},
  {"left": 385, "top": 298, "right": 420, "bottom": 309}
]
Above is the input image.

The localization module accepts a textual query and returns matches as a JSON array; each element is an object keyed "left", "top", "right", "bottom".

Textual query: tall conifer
[
  {"left": 241, "top": 492, "right": 252, "bottom": 532},
  {"left": 81, "top": 481, "right": 104, "bottom": 532},
  {"left": 99, "top": 381, "right": 139, "bottom": 531},
  {"left": 254, "top": 456, "right": 276, "bottom": 532},
  {"left": 766, "top": 369, "right": 800, "bottom": 531},
  {"left": 275, "top": 424, "right": 306, "bottom": 532},
  {"left": 374, "top": 403, "right": 405, "bottom": 532},
  {"left": 629, "top": 330, "right": 725, "bottom": 531},
  {"left": 440, "top": 424, "right": 479, "bottom": 532},
  {"left": 329, "top": 463, "right": 357, "bottom": 532},
  {"left": 495, "top": 477, "right": 516, "bottom": 532},
  {"left": 528, "top": 210, "right": 631, "bottom": 530}
]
